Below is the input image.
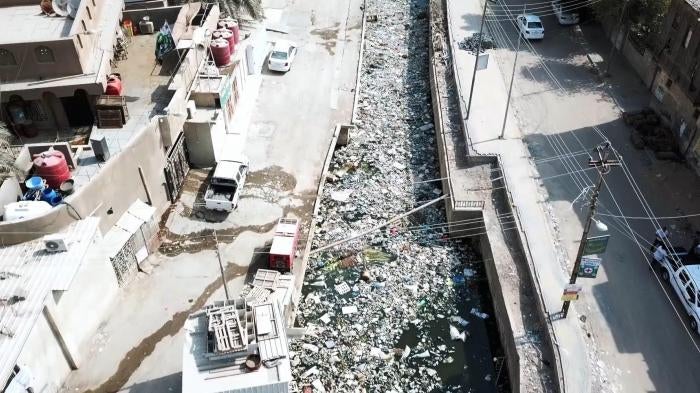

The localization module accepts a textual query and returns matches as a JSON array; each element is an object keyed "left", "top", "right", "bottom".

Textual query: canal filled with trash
[{"left": 288, "top": 0, "right": 509, "bottom": 391}]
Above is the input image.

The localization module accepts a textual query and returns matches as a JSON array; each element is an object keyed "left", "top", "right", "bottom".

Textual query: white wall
[
  {"left": 53, "top": 233, "right": 120, "bottom": 357},
  {"left": 17, "top": 314, "right": 71, "bottom": 393}
]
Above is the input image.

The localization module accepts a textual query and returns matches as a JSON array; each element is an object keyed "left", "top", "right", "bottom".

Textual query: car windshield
[
  {"left": 271, "top": 51, "right": 288, "bottom": 60},
  {"left": 528, "top": 22, "right": 543, "bottom": 29}
]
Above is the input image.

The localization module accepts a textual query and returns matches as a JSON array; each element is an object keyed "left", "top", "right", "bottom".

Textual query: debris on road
[{"left": 458, "top": 32, "right": 496, "bottom": 53}]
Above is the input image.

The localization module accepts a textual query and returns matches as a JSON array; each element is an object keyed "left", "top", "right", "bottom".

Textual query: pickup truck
[
  {"left": 204, "top": 157, "right": 249, "bottom": 212},
  {"left": 657, "top": 246, "right": 700, "bottom": 334}
]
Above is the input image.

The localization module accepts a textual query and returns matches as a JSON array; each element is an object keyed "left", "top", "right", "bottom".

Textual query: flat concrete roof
[{"left": 0, "top": 6, "right": 74, "bottom": 44}]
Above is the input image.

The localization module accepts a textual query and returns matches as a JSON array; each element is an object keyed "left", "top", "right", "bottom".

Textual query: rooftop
[
  {"left": 0, "top": 5, "right": 74, "bottom": 44},
  {"left": 182, "top": 299, "right": 291, "bottom": 393},
  {"left": 0, "top": 217, "right": 100, "bottom": 386}
]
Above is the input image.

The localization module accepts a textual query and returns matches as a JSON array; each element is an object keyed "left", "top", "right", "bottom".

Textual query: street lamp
[{"left": 561, "top": 143, "right": 620, "bottom": 318}]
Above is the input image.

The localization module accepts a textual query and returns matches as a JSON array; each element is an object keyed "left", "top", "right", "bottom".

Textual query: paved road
[
  {"left": 484, "top": 2, "right": 700, "bottom": 392},
  {"left": 59, "top": 0, "right": 361, "bottom": 392}
]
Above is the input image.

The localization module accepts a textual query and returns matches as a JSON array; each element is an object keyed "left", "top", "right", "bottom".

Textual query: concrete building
[
  {"left": 182, "top": 299, "right": 292, "bottom": 393},
  {"left": 652, "top": 0, "right": 700, "bottom": 170},
  {"left": 0, "top": 0, "right": 123, "bottom": 137},
  {"left": 0, "top": 217, "right": 120, "bottom": 392}
]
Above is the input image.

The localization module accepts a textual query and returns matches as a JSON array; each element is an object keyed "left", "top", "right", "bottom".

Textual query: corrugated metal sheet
[{"left": 0, "top": 217, "right": 100, "bottom": 386}]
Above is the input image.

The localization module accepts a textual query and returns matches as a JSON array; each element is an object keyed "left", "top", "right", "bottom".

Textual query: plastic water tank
[
  {"left": 213, "top": 28, "right": 235, "bottom": 54},
  {"left": 105, "top": 74, "right": 123, "bottom": 95},
  {"left": 211, "top": 38, "right": 231, "bottom": 67},
  {"left": 33, "top": 150, "right": 71, "bottom": 189},
  {"left": 219, "top": 19, "right": 240, "bottom": 42},
  {"left": 3, "top": 201, "right": 53, "bottom": 222}
]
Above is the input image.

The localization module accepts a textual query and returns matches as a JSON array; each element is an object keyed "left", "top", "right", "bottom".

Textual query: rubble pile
[
  {"left": 458, "top": 32, "right": 496, "bottom": 53},
  {"left": 290, "top": 0, "right": 504, "bottom": 391}
]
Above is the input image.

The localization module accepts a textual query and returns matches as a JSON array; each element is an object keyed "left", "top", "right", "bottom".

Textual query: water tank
[
  {"left": 213, "top": 28, "right": 235, "bottom": 54},
  {"left": 218, "top": 19, "right": 241, "bottom": 43},
  {"left": 4, "top": 201, "right": 53, "bottom": 222},
  {"left": 229, "top": 21, "right": 240, "bottom": 44},
  {"left": 217, "top": 18, "right": 235, "bottom": 29},
  {"left": 105, "top": 74, "right": 123, "bottom": 96},
  {"left": 33, "top": 150, "right": 71, "bottom": 189},
  {"left": 211, "top": 38, "right": 231, "bottom": 67}
]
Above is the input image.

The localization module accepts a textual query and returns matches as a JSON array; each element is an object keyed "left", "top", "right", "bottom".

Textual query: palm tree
[
  {"left": 218, "top": 0, "right": 264, "bottom": 21},
  {"left": 0, "top": 121, "right": 21, "bottom": 182}
]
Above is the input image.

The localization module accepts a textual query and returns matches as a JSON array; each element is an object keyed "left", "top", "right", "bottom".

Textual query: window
[
  {"left": 686, "top": 284, "right": 697, "bottom": 304},
  {"left": 86, "top": 6, "right": 92, "bottom": 19},
  {"left": 81, "top": 20, "right": 87, "bottom": 32},
  {"left": 34, "top": 46, "right": 54, "bottom": 63},
  {"left": 0, "top": 49, "right": 16, "bottom": 66},
  {"left": 680, "top": 270, "right": 690, "bottom": 284},
  {"left": 685, "top": 28, "right": 693, "bottom": 49},
  {"left": 77, "top": 34, "right": 83, "bottom": 48},
  {"left": 91, "top": 0, "right": 95, "bottom": 5}
]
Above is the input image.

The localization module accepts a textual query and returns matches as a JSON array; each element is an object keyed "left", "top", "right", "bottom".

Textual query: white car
[
  {"left": 268, "top": 41, "right": 297, "bottom": 72},
  {"left": 657, "top": 247, "right": 700, "bottom": 334},
  {"left": 516, "top": 14, "right": 544, "bottom": 40},
  {"left": 551, "top": 0, "right": 580, "bottom": 25}
]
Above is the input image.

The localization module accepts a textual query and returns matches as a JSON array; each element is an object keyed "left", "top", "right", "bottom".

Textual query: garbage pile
[
  {"left": 289, "top": 0, "right": 504, "bottom": 391},
  {"left": 623, "top": 108, "right": 680, "bottom": 160},
  {"left": 458, "top": 32, "right": 496, "bottom": 53}
]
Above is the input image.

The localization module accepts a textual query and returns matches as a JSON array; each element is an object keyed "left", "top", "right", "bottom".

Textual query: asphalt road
[{"left": 484, "top": 2, "right": 700, "bottom": 392}]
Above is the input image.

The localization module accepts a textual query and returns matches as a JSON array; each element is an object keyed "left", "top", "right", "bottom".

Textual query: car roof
[
  {"left": 683, "top": 265, "right": 700, "bottom": 284},
  {"left": 521, "top": 14, "right": 542, "bottom": 22}
]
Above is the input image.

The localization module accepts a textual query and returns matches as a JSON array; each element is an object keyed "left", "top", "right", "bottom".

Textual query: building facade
[
  {"left": 652, "top": 0, "right": 700, "bottom": 170},
  {"left": 0, "top": 0, "right": 123, "bottom": 137}
]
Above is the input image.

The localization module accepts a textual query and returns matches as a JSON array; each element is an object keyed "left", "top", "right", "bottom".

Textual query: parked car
[
  {"left": 657, "top": 246, "right": 700, "bottom": 334},
  {"left": 551, "top": 0, "right": 580, "bottom": 25},
  {"left": 204, "top": 156, "right": 249, "bottom": 212},
  {"left": 268, "top": 40, "right": 298, "bottom": 72},
  {"left": 516, "top": 14, "right": 544, "bottom": 40}
]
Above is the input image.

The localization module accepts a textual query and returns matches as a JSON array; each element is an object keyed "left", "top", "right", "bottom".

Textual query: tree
[
  {"left": 0, "top": 122, "right": 21, "bottom": 182},
  {"left": 217, "top": 0, "right": 264, "bottom": 21},
  {"left": 593, "top": 0, "right": 671, "bottom": 49}
]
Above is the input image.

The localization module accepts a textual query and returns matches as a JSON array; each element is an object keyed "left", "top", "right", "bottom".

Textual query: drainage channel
[{"left": 289, "top": 0, "right": 509, "bottom": 391}]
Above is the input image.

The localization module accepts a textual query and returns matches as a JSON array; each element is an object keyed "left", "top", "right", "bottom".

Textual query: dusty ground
[{"left": 59, "top": 0, "right": 362, "bottom": 391}]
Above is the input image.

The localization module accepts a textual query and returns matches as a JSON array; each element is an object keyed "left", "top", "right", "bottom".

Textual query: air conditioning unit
[{"left": 43, "top": 234, "right": 68, "bottom": 253}]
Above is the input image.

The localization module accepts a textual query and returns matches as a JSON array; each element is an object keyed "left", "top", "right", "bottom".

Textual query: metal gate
[{"left": 164, "top": 132, "right": 190, "bottom": 202}]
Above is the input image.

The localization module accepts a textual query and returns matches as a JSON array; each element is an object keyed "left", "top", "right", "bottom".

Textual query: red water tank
[
  {"left": 211, "top": 38, "right": 231, "bottom": 67},
  {"left": 218, "top": 19, "right": 240, "bottom": 43},
  {"left": 105, "top": 74, "right": 123, "bottom": 95},
  {"left": 33, "top": 150, "right": 71, "bottom": 189},
  {"left": 213, "top": 28, "right": 235, "bottom": 54}
]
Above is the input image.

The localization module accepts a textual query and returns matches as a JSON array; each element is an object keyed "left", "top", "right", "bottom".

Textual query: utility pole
[
  {"left": 466, "top": 0, "right": 490, "bottom": 119},
  {"left": 500, "top": 4, "right": 525, "bottom": 139},
  {"left": 213, "top": 230, "right": 230, "bottom": 300},
  {"left": 604, "top": 0, "right": 630, "bottom": 76},
  {"left": 561, "top": 142, "right": 620, "bottom": 318}
]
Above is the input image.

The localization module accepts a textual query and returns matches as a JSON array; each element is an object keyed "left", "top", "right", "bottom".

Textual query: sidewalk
[{"left": 444, "top": 0, "right": 593, "bottom": 392}]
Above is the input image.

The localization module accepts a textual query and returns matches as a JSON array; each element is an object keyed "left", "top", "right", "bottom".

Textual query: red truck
[{"left": 269, "top": 218, "right": 300, "bottom": 271}]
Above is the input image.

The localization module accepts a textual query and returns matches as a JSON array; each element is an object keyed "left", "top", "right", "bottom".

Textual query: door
[
  {"left": 164, "top": 132, "right": 190, "bottom": 202},
  {"left": 60, "top": 89, "right": 94, "bottom": 126}
]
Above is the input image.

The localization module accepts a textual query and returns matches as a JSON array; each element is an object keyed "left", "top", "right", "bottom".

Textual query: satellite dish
[
  {"left": 67, "top": 0, "right": 80, "bottom": 19},
  {"left": 52, "top": 0, "right": 69, "bottom": 16}
]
